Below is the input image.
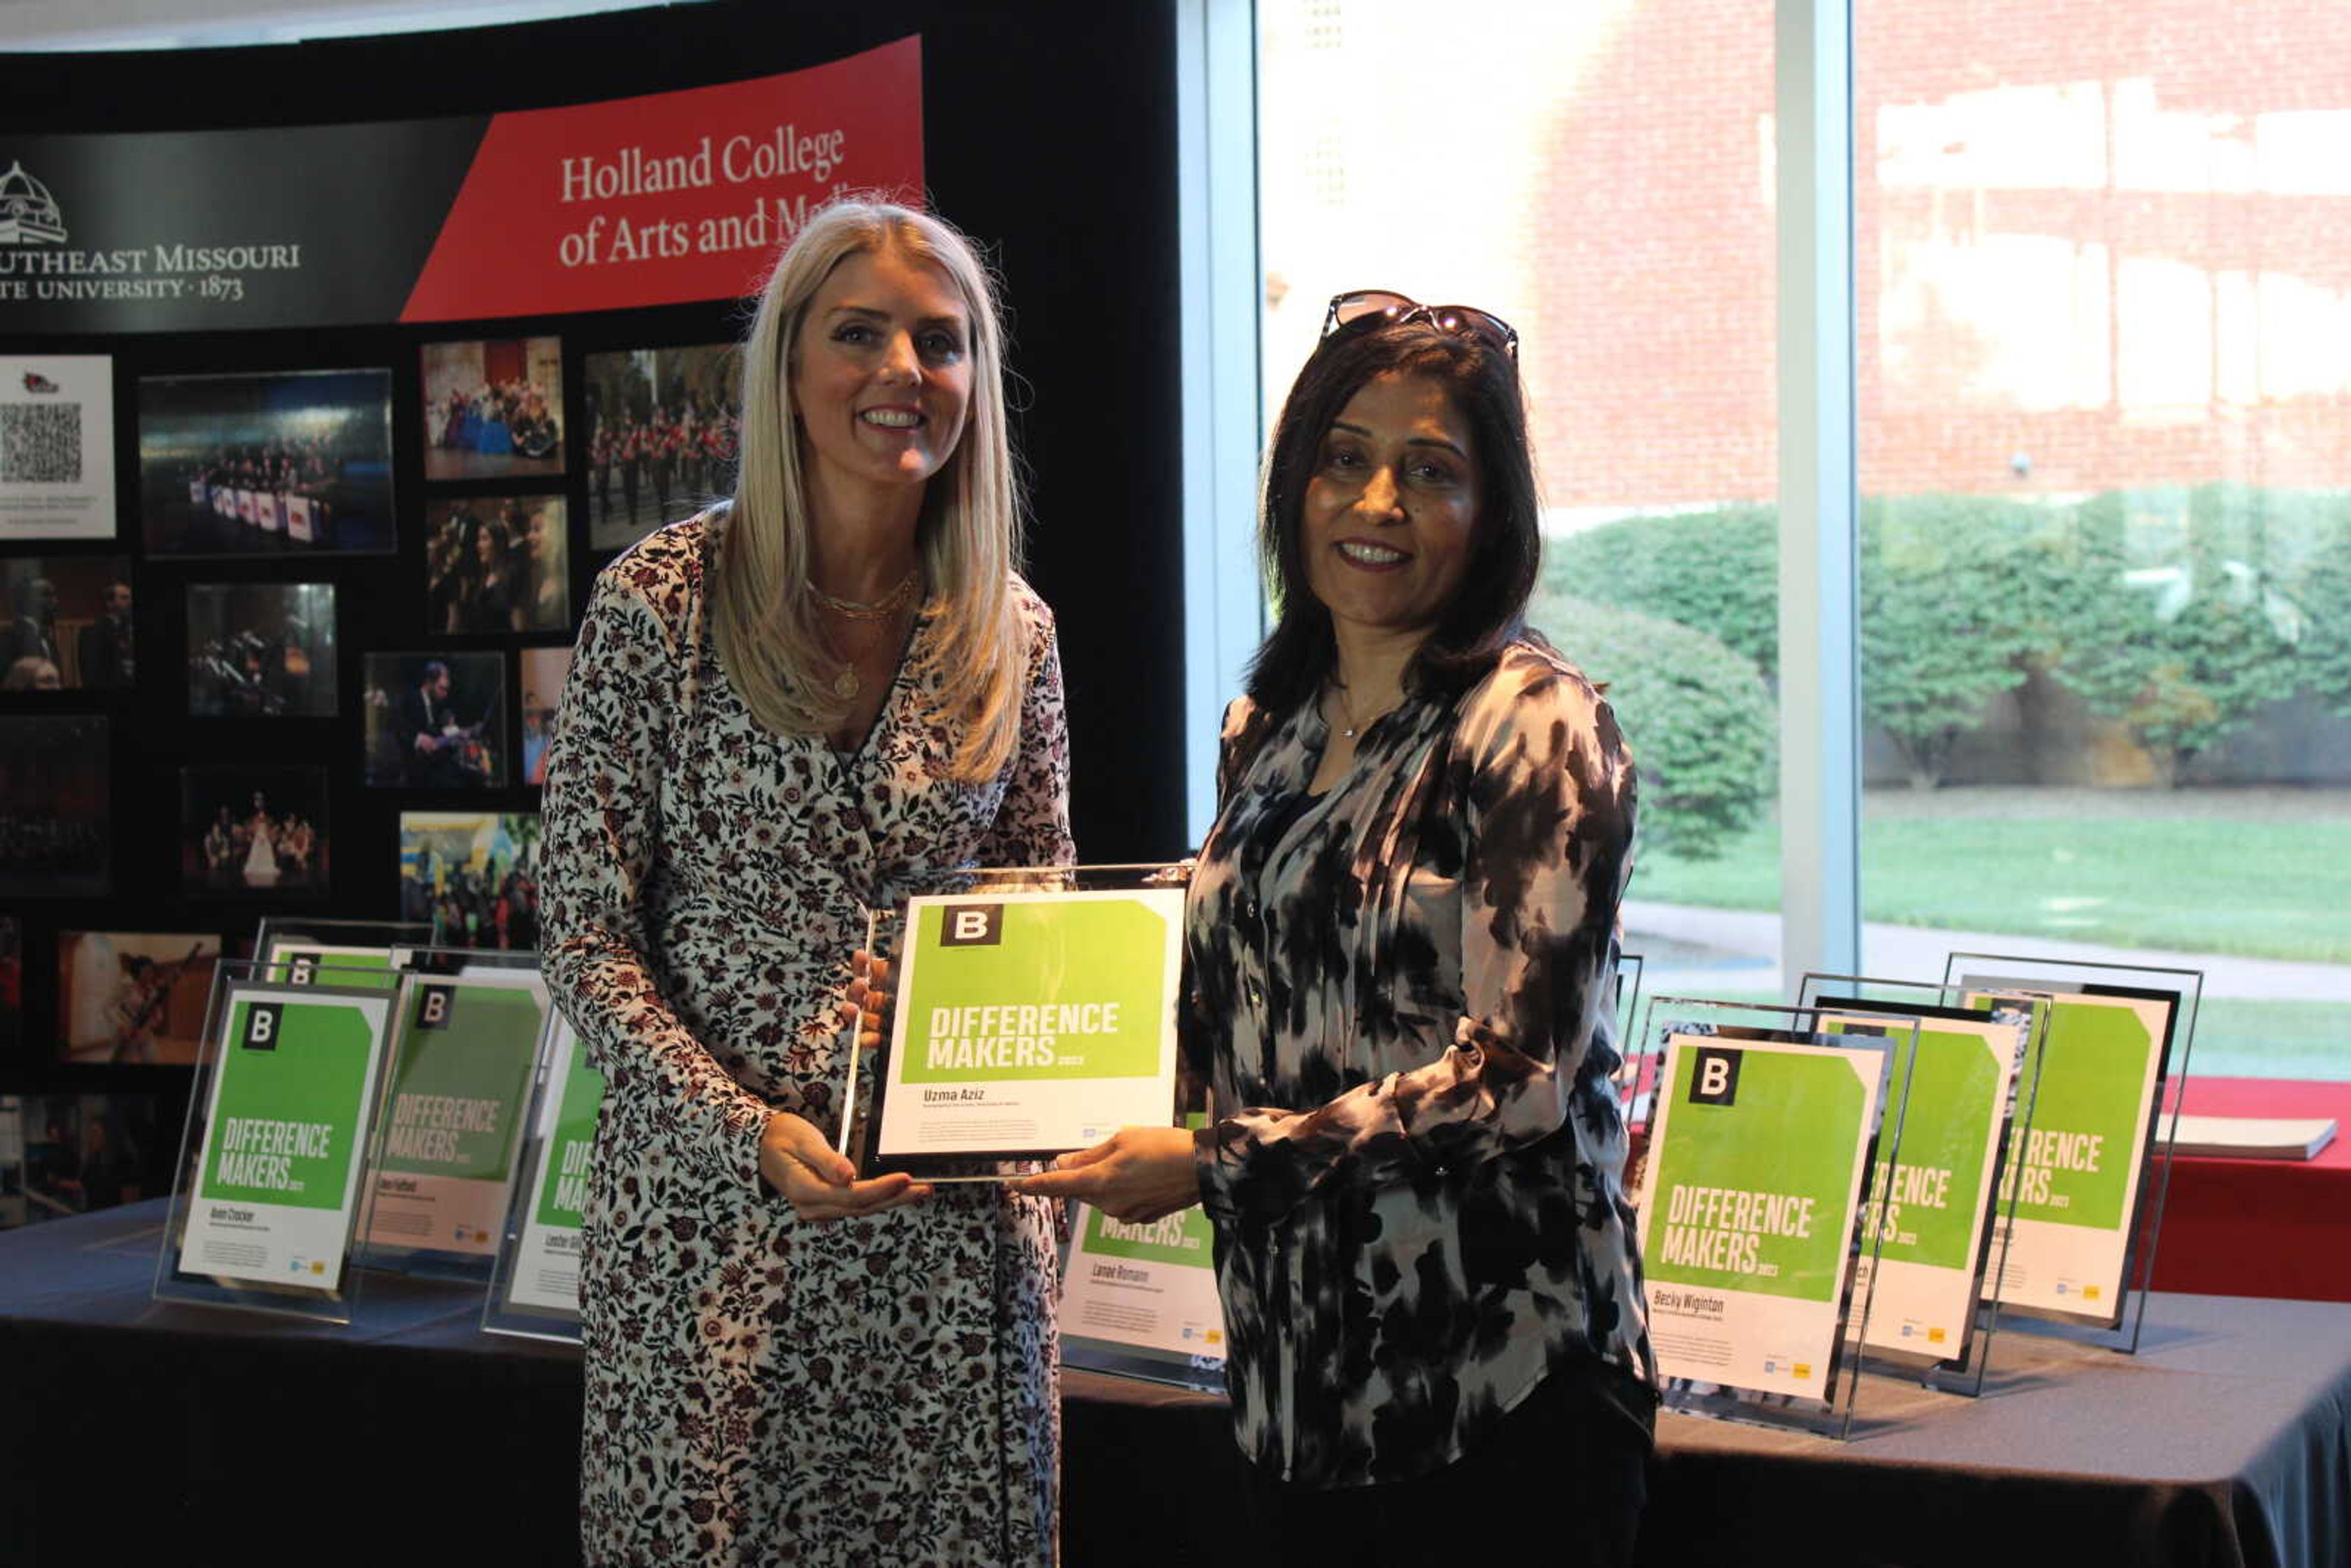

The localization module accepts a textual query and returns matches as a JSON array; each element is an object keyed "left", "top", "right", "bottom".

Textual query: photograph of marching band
[
  {"left": 582, "top": 342, "right": 740, "bottom": 552},
  {"left": 519, "top": 645, "right": 571, "bottom": 786},
  {"left": 178, "top": 765, "right": 329, "bottom": 898},
  {"left": 362, "top": 651, "right": 508, "bottom": 789},
  {"left": 0, "top": 556, "right": 133, "bottom": 691},
  {"left": 421, "top": 337, "right": 565, "bottom": 482},
  {"left": 56, "top": 931, "right": 223, "bottom": 1066},
  {"left": 397, "top": 810, "right": 541, "bottom": 951},
  {"left": 0, "top": 716, "right": 108, "bottom": 898},
  {"left": 422, "top": 494, "right": 572, "bottom": 634},
  {"left": 137, "top": 369, "right": 396, "bottom": 557},
  {"left": 186, "top": 580, "right": 338, "bottom": 718}
]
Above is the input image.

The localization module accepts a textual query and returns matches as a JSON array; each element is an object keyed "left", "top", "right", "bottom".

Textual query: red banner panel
[{"left": 402, "top": 36, "right": 923, "bottom": 322}]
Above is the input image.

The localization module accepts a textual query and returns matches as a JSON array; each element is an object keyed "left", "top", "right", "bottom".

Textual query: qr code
[{"left": 0, "top": 403, "right": 82, "bottom": 483}]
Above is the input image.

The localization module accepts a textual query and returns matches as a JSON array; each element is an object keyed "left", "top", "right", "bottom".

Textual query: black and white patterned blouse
[{"left": 1185, "top": 636, "right": 1655, "bottom": 1488}]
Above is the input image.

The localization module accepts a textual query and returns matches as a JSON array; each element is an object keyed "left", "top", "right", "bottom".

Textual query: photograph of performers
[
  {"left": 57, "top": 931, "right": 222, "bottom": 1065},
  {"left": 0, "top": 716, "right": 108, "bottom": 896},
  {"left": 1018, "top": 294, "right": 1654, "bottom": 1565},
  {"left": 421, "top": 337, "right": 565, "bottom": 482},
  {"left": 137, "top": 369, "right": 396, "bottom": 557},
  {"left": 187, "top": 581, "right": 337, "bottom": 718},
  {"left": 519, "top": 647, "right": 571, "bottom": 786},
  {"left": 18, "top": 1095, "right": 160, "bottom": 1223},
  {"left": 423, "top": 495, "right": 572, "bottom": 633},
  {"left": 398, "top": 811, "right": 539, "bottom": 951},
  {"left": 362, "top": 651, "right": 507, "bottom": 788},
  {"left": 179, "top": 765, "right": 329, "bottom": 897},
  {"left": 582, "top": 342, "right": 741, "bottom": 552},
  {"left": 0, "top": 557, "right": 133, "bottom": 690}
]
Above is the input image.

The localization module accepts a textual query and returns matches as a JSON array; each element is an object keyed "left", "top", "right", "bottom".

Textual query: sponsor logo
[
  {"left": 0, "top": 162, "right": 67, "bottom": 246},
  {"left": 20, "top": 370, "right": 58, "bottom": 393}
]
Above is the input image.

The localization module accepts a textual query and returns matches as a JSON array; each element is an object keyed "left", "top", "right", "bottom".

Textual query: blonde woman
[{"left": 540, "top": 197, "right": 1073, "bottom": 1567}]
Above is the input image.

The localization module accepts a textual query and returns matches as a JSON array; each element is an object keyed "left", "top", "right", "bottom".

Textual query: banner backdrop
[{"left": 0, "top": 36, "right": 920, "bottom": 334}]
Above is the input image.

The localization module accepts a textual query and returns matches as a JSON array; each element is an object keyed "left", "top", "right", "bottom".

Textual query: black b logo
[
  {"left": 416, "top": 984, "right": 455, "bottom": 1030},
  {"left": 243, "top": 1002, "right": 284, "bottom": 1052},
  {"left": 937, "top": 904, "right": 1002, "bottom": 947},
  {"left": 1688, "top": 1046, "right": 1742, "bottom": 1106}
]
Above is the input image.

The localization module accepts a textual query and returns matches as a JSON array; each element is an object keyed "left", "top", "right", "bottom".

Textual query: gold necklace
[
  {"left": 808, "top": 569, "right": 920, "bottom": 621},
  {"left": 809, "top": 571, "right": 918, "bottom": 700}
]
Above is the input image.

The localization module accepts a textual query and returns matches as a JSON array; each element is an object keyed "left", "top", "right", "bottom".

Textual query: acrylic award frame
[
  {"left": 483, "top": 1006, "right": 596, "bottom": 1344},
  {"left": 154, "top": 958, "right": 402, "bottom": 1326},
  {"left": 845, "top": 862, "right": 1188, "bottom": 1182},
  {"left": 1629, "top": 996, "right": 1921, "bottom": 1442},
  {"left": 350, "top": 947, "right": 549, "bottom": 1285},
  {"left": 1796, "top": 972, "right": 2049, "bottom": 1398},
  {"left": 252, "top": 915, "right": 430, "bottom": 989},
  {"left": 1940, "top": 951, "right": 2198, "bottom": 1357}
]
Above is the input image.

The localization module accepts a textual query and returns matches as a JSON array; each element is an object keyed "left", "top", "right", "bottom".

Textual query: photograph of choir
[
  {"left": 178, "top": 765, "right": 329, "bottom": 898},
  {"left": 137, "top": 369, "right": 396, "bottom": 557},
  {"left": 421, "top": 337, "right": 565, "bottom": 482},
  {"left": 397, "top": 810, "right": 541, "bottom": 951},
  {"left": 422, "top": 495, "right": 571, "bottom": 634},
  {"left": 186, "top": 580, "right": 338, "bottom": 718},
  {"left": 0, "top": 717, "right": 108, "bottom": 898},
  {"left": 55, "top": 931, "right": 222, "bottom": 1067},
  {"left": 582, "top": 342, "right": 740, "bottom": 552},
  {"left": 0, "top": 557, "right": 133, "bottom": 691},
  {"left": 362, "top": 651, "right": 508, "bottom": 789},
  {"left": 519, "top": 646, "right": 570, "bottom": 787}
]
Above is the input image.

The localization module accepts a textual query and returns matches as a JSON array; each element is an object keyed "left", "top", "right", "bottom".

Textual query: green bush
[
  {"left": 1543, "top": 506, "right": 1777, "bottom": 677},
  {"left": 2044, "top": 490, "right": 2305, "bottom": 782},
  {"left": 1531, "top": 594, "right": 1775, "bottom": 860}
]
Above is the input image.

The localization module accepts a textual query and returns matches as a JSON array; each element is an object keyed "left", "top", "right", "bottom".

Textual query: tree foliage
[{"left": 1532, "top": 594, "right": 1775, "bottom": 860}]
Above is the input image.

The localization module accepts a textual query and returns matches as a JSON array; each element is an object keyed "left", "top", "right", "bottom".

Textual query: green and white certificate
[
  {"left": 873, "top": 887, "right": 1185, "bottom": 1165},
  {"left": 1820, "top": 1000, "right": 2027, "bottom": 1360},
  {"left": 363, "top": 972, "right": 549, "bottom": 1255},
  {"left": 1638, "top": 1030, "right": 1883, "bottom": 1403},
  {"left": 505, "top": 1013, "right": 604, "bottom": 1315},
  {"left": 178, "top": 983, "right": 393, "bottom": 1291},
  {"left": 1966, "top": 985, "right": 2172, "bottom": 1324}
]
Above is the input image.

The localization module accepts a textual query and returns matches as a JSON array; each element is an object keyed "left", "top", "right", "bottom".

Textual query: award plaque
[
  {"left": 484, "top": 1008, "right": 602, "bottom": 1342},
  {"left": 851, "top": 864, "right": 1186, "bottom": 1179},
  {"left": 156, "top": 959, "right": 398, "bottom": 1323}
]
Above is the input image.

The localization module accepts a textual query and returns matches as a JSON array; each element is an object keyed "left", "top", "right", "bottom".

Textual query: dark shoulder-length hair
[{"left": 1245, "top": 318, "right": 1540, "bottom": 716}]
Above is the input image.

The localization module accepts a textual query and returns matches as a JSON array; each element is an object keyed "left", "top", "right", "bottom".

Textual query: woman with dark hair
[{"left": 1024, "top": 291, "right": 1652, "bottom": 1563}]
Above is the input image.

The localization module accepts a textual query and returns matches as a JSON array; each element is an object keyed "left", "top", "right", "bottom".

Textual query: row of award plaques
[{"left": 151, "top": 877, "right": 2203, "bottom": 1447}]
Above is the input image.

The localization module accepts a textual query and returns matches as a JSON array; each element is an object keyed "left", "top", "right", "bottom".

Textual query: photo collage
[{"left": 1, "top": 325, "right": 744, "bottom": 1226}]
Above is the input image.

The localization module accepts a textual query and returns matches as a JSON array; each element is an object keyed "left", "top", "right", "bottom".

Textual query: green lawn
[{"left": 1631, "top": 807, "right": 2351, "bottom": 964}]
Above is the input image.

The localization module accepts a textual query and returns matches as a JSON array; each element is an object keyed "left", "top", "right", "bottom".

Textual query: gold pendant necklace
[
  {"left": 1328, "top": 677, "right": 1398, "bottom": 740},
  {"left": 811, "top": 569, "right": 917, "bottom": 702}
]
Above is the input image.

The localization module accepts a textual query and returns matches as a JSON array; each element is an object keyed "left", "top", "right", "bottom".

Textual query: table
[
  {"left": 5, "top": 1202, "right": 2345, "bottom": 1568},
  {"left": 2151, "top": 1076, "right": 2351, "bottom": 1302}
]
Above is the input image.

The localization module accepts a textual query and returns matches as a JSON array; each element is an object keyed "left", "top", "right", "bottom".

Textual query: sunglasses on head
[{"left": 1320, "top": 289, "right": 1520, "bottom": 361}]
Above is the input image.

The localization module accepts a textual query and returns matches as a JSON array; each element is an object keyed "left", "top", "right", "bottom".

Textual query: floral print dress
[
  {"left": 1185, "top": 636, "right": 1655, "bottom": 1489},
  {"left": 539, "top": 514, "right": 1073, "bottom": 1565}
]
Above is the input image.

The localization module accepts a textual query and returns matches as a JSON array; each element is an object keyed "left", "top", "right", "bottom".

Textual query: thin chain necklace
[
  {"left": 808, "top": 568, "right": 920, "bottom": 621},
  {"left": 809, "top": 570, "right": 919, "bottom": 701},
  {"left": 1327, "top": 675, "right": 1401, "bottom": 740}
]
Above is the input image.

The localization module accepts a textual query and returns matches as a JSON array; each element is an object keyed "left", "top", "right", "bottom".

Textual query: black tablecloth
[{"left": 5, "top": 1201, "right": 2345, "bottom": 1567}]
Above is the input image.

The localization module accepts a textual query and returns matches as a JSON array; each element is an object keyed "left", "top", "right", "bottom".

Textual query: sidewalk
[{"left": 1622, "top": 899, "right": 2351, "bottom": 1003}]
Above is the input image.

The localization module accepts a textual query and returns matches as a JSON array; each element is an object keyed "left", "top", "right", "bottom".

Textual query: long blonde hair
[{"left": 712, "top": 196, "right": 1027, "bottom": 781}]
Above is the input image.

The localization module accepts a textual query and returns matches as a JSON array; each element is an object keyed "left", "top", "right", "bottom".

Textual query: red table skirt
[{"left": 2147, "top": 1076, "right": 2351, "bottom": 1302}]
